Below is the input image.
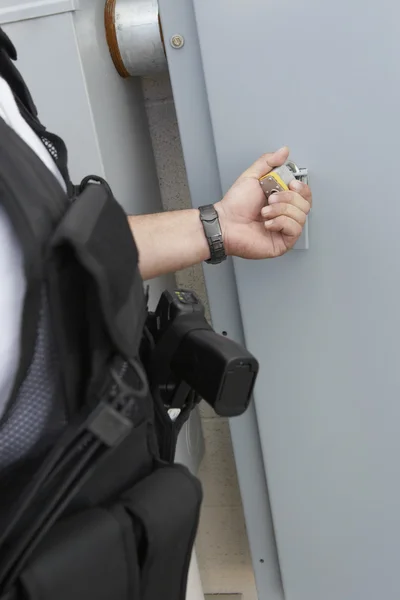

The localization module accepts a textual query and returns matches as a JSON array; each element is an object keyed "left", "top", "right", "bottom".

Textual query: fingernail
[
  {"left": 268, "top": 195, "right": 280, "bottom": 204},
  {"left": 290, "top": 180, "right": 303, "bottom": 191},
  {"left": 261, "top": 206, "right": 272, "bottom": 216}
]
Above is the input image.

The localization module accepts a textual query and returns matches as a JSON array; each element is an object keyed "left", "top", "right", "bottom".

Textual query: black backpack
[{"left": 0, "top": 27, "right": 202, "bottom": 600}]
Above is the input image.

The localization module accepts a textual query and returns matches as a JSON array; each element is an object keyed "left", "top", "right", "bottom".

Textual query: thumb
[{"left": 240, "top": 146, "right": 290, "bottom": 179}]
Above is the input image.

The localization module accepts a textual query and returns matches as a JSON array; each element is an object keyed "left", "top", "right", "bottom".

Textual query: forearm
[{"left": 129, "top": 208, "right": 212, "bottom": 280}]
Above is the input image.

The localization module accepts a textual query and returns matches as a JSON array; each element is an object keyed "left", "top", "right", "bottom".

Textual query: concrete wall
[{"left": 142, "top": 73, "right": 258, "bottom": 600}]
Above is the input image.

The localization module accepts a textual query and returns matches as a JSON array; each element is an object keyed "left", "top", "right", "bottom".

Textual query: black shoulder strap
[
  {"left": 0, "top": 29, "right": 37, "bottom": 118},
  {"left": 52, "top": 176, "right": 148, "bottom": 360},
  {"left": 0, "top": 27, "right": 74, "bottom": 196}
]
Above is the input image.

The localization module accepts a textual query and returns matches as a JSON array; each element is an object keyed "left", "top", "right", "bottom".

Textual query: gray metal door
[{"left": 191, "top": 1, "right": 400, "bottom": 598}]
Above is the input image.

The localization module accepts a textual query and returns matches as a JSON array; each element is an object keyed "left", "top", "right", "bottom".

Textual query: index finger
[{"left": 240, "top": 146, "right": 290, "bottom": 180}]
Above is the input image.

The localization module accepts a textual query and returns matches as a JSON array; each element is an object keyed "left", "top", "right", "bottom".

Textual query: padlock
[
  {"left": 260, "top": 162, "right": 309, "bottom": 203},
  {"left": 259, "top": 164, "right": 295, "bottom": 203}
]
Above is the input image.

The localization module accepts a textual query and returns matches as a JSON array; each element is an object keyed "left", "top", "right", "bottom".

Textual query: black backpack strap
[
  {"left": 0, "top": 171, "right": 153, "bottom": 589},
  {"left": 0, "top": 27, "right": 74, "bottom": 196},
  {"left": 52, "top": 176, "right": 147, "bottom": 360},
  {"left": 0, "top": 354, "right": 151, "bottom": 590},
  {"left": 0, "top": 180, "right": 154, "bottom": 589},
  {"left": 0, "top": 28, "right": 37, "bottom": 119},
  {"left": 0, "top": 29, "right": 16, "bottom": 60}
]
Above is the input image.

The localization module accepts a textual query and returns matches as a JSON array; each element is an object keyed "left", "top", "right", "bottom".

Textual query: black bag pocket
[
  {"left": 18, "top": 505, "right": 140, "bottom": 600},
  {"left": 12, "top": 463, "right": 202, "bottom": 600},
  {"left": 121, "top": 462, "right": 203, "bottom": 600}
]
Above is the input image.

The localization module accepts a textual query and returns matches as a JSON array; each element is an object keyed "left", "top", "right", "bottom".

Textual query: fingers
[
  {"left": 289, "top": 179, "right": 312, "bottom": 207},
  {"left": 266, "top": 189, "right": 311, "bottom": 214},
  {"left": 264, "top": 215, "right": 303, "bottom": 238},
  {"left": 261, "top": 187, "right": 311, "bottom": 239},
  {"left": 262, "top": 201, "right": 307, "bottom": 227},
  {"left": 240, "top": 146, "right": 290, "bottom": 179}
]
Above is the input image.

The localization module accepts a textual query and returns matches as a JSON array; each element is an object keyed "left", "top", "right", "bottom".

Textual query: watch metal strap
[{"left": 198, "top": 204, "right": 226, "bottom": 265}]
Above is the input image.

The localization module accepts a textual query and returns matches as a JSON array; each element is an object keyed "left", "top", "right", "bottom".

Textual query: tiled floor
[{"left": 196, "top": 418, "right": 258, "bottom": 600}]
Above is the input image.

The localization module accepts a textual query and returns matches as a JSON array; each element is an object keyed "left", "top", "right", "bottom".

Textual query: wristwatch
[{"left": 198, "top": 204, "right": 227, "bottom": 265}]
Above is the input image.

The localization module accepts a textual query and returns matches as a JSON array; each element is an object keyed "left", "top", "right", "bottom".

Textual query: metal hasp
[
  {"left": 105, "top": 0, "right": 167, "bottom": 77},
  {"left": 286, "top": 161, "right": 309, "bottom": 185}
]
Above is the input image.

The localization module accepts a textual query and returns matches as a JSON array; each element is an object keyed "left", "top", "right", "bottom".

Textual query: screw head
[{"left": 170, "top": 34, "right": 185, "bottom": 49}]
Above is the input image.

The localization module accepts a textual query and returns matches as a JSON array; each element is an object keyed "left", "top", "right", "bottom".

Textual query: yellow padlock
[{"left": 259, "top": 164, "right": 295, "bottom": 203}]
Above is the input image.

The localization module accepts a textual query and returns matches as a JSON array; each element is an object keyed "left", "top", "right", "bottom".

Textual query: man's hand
[
  {"left": 130, "top": 147, "right": 312, "bottom": 280},
  {"left": 215, "top": 147, "right": 312, "bottom": 259}
]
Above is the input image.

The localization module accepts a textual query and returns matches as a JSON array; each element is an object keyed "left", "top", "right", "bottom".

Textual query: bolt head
[{"left": 170, "top": 34, "right": 185, "bottom": 49}]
